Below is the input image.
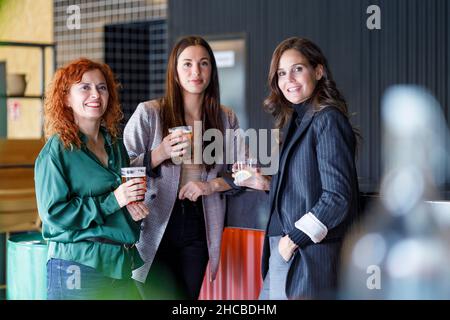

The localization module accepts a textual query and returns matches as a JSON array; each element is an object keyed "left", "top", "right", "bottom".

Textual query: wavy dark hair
[{"left": 264, "top": 37, "right": 354, "bottom": 130}]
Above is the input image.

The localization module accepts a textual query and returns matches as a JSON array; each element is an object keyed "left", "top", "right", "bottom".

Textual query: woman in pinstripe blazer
[
  {"left": 238, "top": 37, "right": 359, "bottom": 299},
  {"left": 123, "top": 36, "right": 241, "bottom": 299}
]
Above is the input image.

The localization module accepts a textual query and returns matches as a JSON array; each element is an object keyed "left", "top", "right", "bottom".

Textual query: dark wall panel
[
  {"left": 105, "top": 20, "right": 167, "bottom": 126},
  {"left": 169, "top": 0, "right": 273, "bottom": 131},
  {"left": 168, "top": 0, "right": 449, "bottom": 192}
]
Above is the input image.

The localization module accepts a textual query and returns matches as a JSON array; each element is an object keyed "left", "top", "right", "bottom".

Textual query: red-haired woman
[{"left": 35, "top": 58, "right": 149, "bottom": 300}]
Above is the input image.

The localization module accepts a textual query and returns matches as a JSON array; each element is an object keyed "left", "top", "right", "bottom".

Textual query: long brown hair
[
  {"left": 159, "top": 35, "right": 223, "bottom": 138},
  {"left": 44, "top": 58, "right": 122, "bottom": 149},
  {"left": 264, "top": 37, "right": 351, "bottom": 129}
]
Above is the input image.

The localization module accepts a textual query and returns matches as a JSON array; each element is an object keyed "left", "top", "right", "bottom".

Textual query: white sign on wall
[{"left": 213, "top": 50, "right": 235, "bottom": 68}]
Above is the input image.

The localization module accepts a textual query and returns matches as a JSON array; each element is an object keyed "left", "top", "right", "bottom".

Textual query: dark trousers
[{"left": 136, "top": 198, "right": 209, "bottom": 300}]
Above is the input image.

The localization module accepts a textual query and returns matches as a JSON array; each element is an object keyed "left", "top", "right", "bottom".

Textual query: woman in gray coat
[
  {"left": 237, "top": 37, "right": 359, "bottom": 299},
  {"left": 123, "top": 36, "right": 240, "bottom": 299}
]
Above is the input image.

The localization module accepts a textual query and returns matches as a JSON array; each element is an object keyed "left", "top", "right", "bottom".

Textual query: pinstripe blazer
[
  {"left": 123, "top": 100, "right": 239, "bottom": 283},
  {"left": 262, "top": 103, "right": 359, "bottom": 299}
]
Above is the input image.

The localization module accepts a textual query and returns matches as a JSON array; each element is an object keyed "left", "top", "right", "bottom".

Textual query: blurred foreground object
[{"left": 340, "top": 85, "right": 450, "bottom": 299}]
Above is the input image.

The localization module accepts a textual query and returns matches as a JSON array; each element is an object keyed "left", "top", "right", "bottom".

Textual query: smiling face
[
  {"left": 66, "top": 69, "right": 109, "bottom": 126},
  {"left": 176, "top": 45, "right": 212, "bottom": 97},
  {"left": 277, "top": 49, "right": 323, "bottom": 104}
]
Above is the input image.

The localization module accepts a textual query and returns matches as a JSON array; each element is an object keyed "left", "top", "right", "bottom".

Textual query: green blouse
[{"left": 34, "top": 127, "right": 143, "bottom": 279}]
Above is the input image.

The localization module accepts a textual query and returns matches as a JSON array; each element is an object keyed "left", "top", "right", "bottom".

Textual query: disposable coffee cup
[
  {"left": 169, "top": 126, "right": 192, "bottom": 163},
  {"left": 168, "top": 125, "right": 192, "bottom": 134},
  {"left": 121, "top": 167, "right": 146, "bottom": 202}
]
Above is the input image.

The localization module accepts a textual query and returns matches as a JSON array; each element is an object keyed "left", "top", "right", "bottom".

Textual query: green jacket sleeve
[{"left": 35, "top": 152, "right": 121, "bottom": 231}]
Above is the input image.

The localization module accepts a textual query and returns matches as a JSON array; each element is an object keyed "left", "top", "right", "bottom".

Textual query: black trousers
[{"left": 136, "top": 198, "right": 209, "bottom": 300}]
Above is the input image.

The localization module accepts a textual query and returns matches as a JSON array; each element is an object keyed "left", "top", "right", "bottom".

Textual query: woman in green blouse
[{"left": 35, "top": 58, "right": 149, "bottom": 300}]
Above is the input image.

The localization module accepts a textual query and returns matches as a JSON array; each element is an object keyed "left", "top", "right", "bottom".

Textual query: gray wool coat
[{"left": 123, "top": 100, "right": 240, "bottom": 283}]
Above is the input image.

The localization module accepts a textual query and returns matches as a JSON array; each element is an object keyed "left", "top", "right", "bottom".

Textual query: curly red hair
[{"left": 44, "top": 58, "right": 123, "bottom": 149}]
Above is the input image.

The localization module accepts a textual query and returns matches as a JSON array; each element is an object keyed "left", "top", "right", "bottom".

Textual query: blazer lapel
[
  {"left": 269, "top": 104, "right": 315, "bottom": 214},
  {"left": 267, "top": 116, "right": 297, "bottom": 206}
]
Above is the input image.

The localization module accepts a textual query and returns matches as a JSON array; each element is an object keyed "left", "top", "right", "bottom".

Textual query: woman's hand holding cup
[
  {"left": 167, "top": 126, "right": 192, "bottom": 164},
  {"left": 114, "top": 177, "right": 147, "bottom": 208},
  {"left": 158, "top": 130, "right": 182, "bottom": 160},
  {"left": 115, "top": 167, "right": 147, "bottom": 207},
  {"left": 232, "top": 159, "right": 271, "bottom": 191}
]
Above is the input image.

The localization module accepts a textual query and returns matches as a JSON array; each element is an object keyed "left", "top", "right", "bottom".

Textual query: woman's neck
[
  {"left": 183, "top": 92, "right": 203, "bottom": 121},
  {"left": 78, "top": 120, "right": 102, "bottom": 144}
]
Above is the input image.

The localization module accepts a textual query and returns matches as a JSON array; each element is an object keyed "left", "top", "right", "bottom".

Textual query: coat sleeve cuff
[
  {"left": 143, "top": 149, "right": 161, "bottom": 178},
  {"left": 288, "top": 228, "right": 312, "bottom": 247},
  {"left": 294, "top": 212, "right": 328, "bottom": 243},
  {"left": 98, "top": 192, "right": 122, "bottom": 217}
]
